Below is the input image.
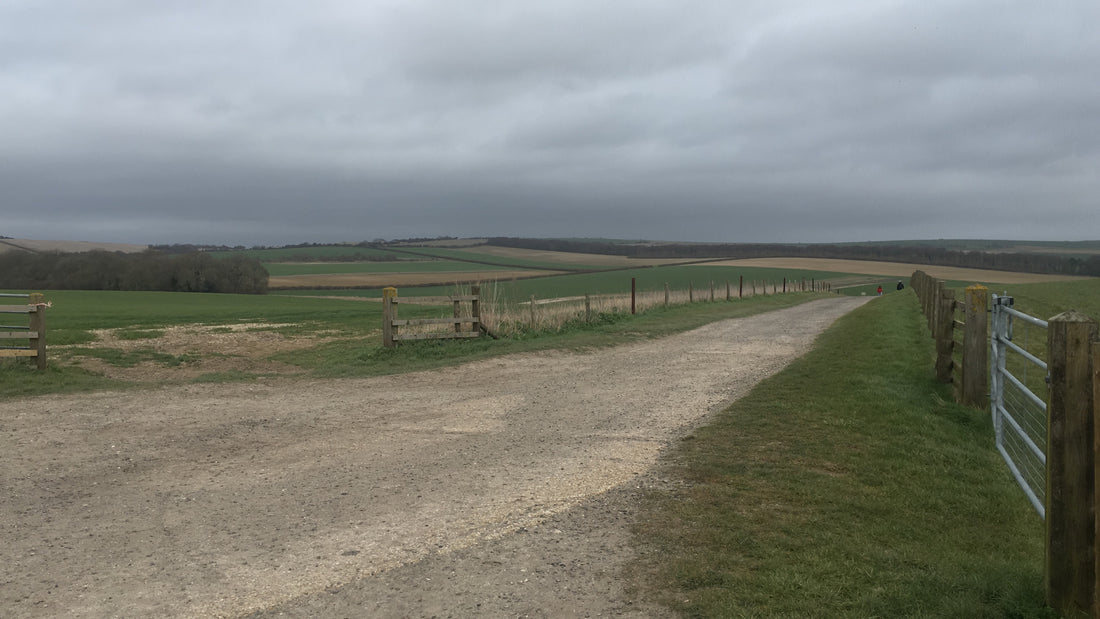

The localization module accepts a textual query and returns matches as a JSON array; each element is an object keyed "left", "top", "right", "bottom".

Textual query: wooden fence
[
  {"left": 382, "top": 285, "right": 484, "bottom": 348},
  {"left": 0, "top": 293, "right": 47, "bottom": 370},
  {"left": 910, "top": 270, "right": 1100, "bottom": 618},
  {"left": 909, "top": 270, "right": 988, "bottom": 407}
]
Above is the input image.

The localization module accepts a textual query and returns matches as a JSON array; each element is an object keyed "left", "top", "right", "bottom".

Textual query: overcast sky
[{"left": 2, "top": 1, "right": 1098, "bottom": 246}]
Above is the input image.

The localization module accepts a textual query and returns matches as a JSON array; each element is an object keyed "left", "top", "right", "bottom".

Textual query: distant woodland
[
  {"left": 486, "top": 238, "right": 1100, "bottom": 277},
  {"left": 0, "top": 251, "right": 269, "bottom": 294}
]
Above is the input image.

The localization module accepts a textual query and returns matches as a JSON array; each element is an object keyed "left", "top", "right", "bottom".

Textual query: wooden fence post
[
  {"left": 382, "top": 287, "right": 397, "bottom": 348},
  {"left": 27, "top": 304, "right": 47, "bottom": 370},
  {"left": 935, "top": 287, "right": 955, "bottom": 383},
  {"left": 783, "top": 277, "right": 787, "bottom": 294},
  {"left": 1047, "top": 311, "right": 1097, "bottom": 617},
  {"left": 739, "top": 275, "right": 743, "bottom": 299},
  {"left": 530, "top": 295, "right": 536, "bottom": 327},
  {"left": 689, "top": 282, "right": 694, "bottom": 303},
  {"left": 1094, "top": 340, "right": 1100, "bottom": 618},
  {"left": 664, "top": 283, "right": 669, "bottom": 308},
  {"left": 585, "top": 294, "right": 592, "bottom": 322},
  {"left": 631, "top": 277, "right": 636, "bottom": 315},
  {"left": 710, "top": 281, "right": 715, "bottom": 302},
  {"left": 726, "top": 280, "right": 731, "bottom": 301},
  {"left": 472, "top": 285, "right": 482, "bottom": 334},
  {"left": 962, "top": 285, "right": 989, "bottom": 408}
]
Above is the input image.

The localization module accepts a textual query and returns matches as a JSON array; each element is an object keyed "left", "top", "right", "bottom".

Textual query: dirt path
[{"left": 2, "top": 296, "right": 868, "bottom": 618}]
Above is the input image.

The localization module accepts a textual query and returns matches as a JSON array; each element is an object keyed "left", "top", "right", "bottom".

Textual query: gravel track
[{"left": 2, "top": 296, "right": 867, "bottom": 617}]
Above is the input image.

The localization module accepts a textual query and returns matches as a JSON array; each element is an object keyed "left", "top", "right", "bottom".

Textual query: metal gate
[{"left": 990, "top": 294, "right": 1048, "bottom": 519}]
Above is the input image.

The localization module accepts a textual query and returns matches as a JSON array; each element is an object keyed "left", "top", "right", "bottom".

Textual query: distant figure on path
[
  {"left": 877, "top": 286, "right": 883, "bottom": 296},
  {"left": 896, "top": 281, "right": 905, "bottom": 291}
]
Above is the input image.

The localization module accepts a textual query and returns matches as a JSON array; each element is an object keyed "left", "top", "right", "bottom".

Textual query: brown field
[
  {"left": 397, "top": 238, "right": 490, "bottom": 247},
  {"left": 703, "top": 257, "right": 1089, "bottom": 284},
  {"left": 267, "top": 270, "right": 563, "bottom": 289},
  {"left": 468, "top": 245, "right": 696, "bottom": 267},
  {"left": 0, "top": 238, "right": 149, "bottom": 254}
]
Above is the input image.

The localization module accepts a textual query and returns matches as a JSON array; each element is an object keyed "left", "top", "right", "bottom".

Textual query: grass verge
[{"left": 629, "top": 291, "right": 1052, "bottom": 617}]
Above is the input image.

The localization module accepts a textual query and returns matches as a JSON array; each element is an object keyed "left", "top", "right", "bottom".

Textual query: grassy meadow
[{"left": 629, "top": 289, "right": 1054, "bottom": 617}]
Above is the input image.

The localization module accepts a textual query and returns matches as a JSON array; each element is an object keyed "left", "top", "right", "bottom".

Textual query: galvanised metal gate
[{"left": 990, "top": 294, "right": 1048, "bottom": 519}]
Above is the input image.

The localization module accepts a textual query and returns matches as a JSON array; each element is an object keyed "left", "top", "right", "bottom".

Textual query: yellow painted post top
[
  {"left": 382, "top": 287, "right": 398, "bottom": 299},
  {"left": 966, "top": 284, "right": 988, "bottom": 306}
]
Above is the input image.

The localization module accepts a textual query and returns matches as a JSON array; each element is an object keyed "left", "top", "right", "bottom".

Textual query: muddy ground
[{"left": 2, "top": 297, "right": 867, "bottom": 617}]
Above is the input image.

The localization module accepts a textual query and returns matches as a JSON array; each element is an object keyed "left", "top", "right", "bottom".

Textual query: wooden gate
[
  {"left": 383, "top": 286, "right": 482, "bottom": 348},
  {"left": 1, "top": 293, "right": 47, "bottom": 369}
]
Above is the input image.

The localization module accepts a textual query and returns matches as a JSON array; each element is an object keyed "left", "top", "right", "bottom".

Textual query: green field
[
  {"left": 387, "top": 246, "right": 610, "bottom": 270},
  {"left": 989, "top": 277, "right": 1100, "bottom": 322},
  {"left": 211, "top": 245, "right": 410, "bottom": 261},
  {"left": 264, "top": 260, "right": 523, "bottom": 276}
]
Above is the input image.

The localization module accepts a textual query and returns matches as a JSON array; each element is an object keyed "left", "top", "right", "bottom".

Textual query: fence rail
[
  {"left": 382, "top": 286, "right": 484, "bottom": 348},
  {"left": 0, "top": 293, "right": 47, "bottom": 369}
]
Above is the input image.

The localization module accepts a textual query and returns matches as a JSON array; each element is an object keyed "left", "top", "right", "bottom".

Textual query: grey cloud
[{"left": 1, "top": 0, "right": 1098, "bottom": 245}]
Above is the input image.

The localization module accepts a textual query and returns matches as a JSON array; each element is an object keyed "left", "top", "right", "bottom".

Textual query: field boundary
[{"left": 910, "top": 270, "right": 1100, "bottom": 617}]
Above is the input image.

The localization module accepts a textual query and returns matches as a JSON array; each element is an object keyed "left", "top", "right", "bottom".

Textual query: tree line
[
  {"left": 0, "top": 250, "right": 269, "bottom": 294},
  {"left": 484, "top": 238, "right": 1100, "bottom": 277}
]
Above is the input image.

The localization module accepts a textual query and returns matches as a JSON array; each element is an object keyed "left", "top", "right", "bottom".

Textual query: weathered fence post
[
  {"left": 1046, "top": 311, "right": 1097, "bottom": 617},
  {"left": 739, "top": 275, "right": 743, "bottom": 299},
  {"left": 783, "top": 277, "right": 787, "bottom": 294},
  {"left": 530, "top": 295, "right": 536, "bottom": 327},
  {"left": 664, "top": 283, "right": 670, "bottom": 308},
  {"left": 726, "top": 280, "right": 731, "bottom": 301},
  {"left": 709, "top": 281, "right": 715, "bottom": 302},
  {"left": 1094, "top": 340, "right": 1100, "bottom": 619},
  {"left": 471, "top": 285, "right": 481, "bottom": 334},
  {"left": 28, "top": 304, "right": 46, "bottom": 370},
  {"left": 631, "top": 277, "right": 636, "bottom": 315},
  {"left": 689, "top": 282, "right": 694, "bottom": 303},
  {"left": 962, "top": 285, "right": 989, "bottom": 407},
  {"left": 382, "top": 287, "right": 397, "bottom": 348},
  {"left": 935, "top": 287, "right": 955, "bottom": 383},
  {"left": 585, "top": 293, "right": 592, "bottom": 322}
]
